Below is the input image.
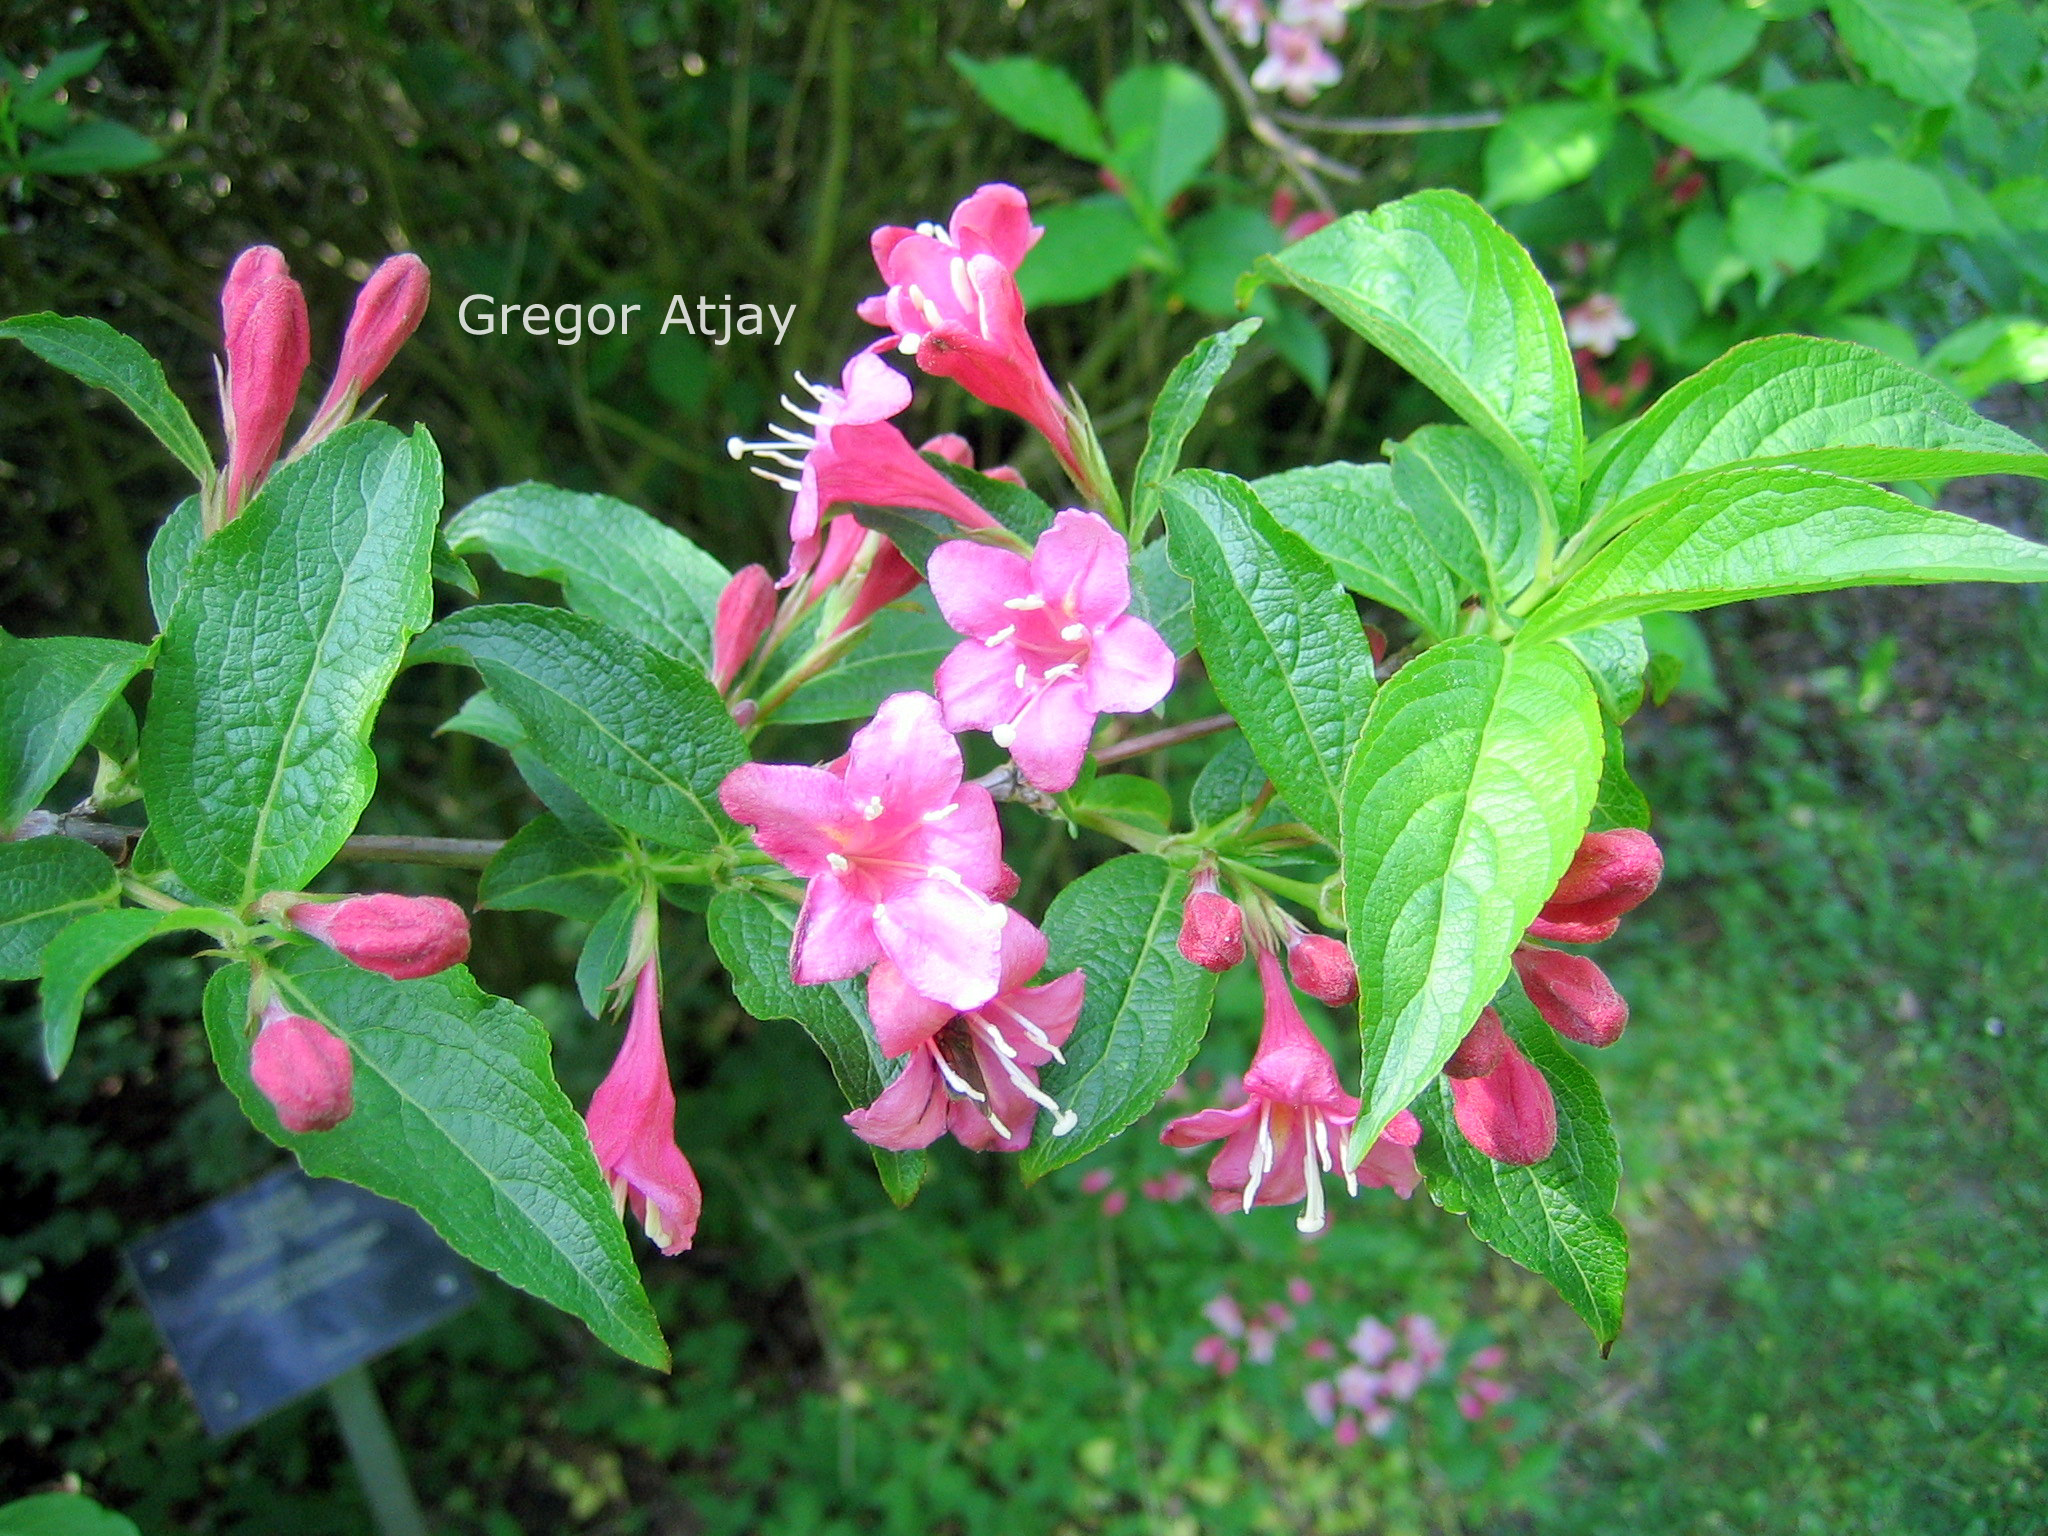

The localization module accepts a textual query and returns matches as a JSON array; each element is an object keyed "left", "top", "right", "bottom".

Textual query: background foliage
[{"left": 4, "top": 0, "right": 2045, "bottom": 1530}]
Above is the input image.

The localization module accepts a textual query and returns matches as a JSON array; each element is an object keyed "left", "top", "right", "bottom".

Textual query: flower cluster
[{"left": 1215, "top": 0, "right": 1359, "bottom": 104}]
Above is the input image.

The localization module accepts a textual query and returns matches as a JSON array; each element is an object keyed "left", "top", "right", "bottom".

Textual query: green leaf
[
  {"left": 1631, "top": 84, "right": 1786, "bottom": 175},
  {"left": 445, "top": 482, "right": 728, "bottom": 668},
  {"left": 479, "top": 813, "right": 633, "bottom": 923},
  {"left": 1188, "top": 733, "right": 1265, "bottom": 826},
  {"left": 0, "top": 1491, "right": 140, "bottom": 1536},
  {"left": 708, "top": 887, "right": 927, "bottom": 1206},
  {"left": 140, "top": 423, "right": 441, "bottom": 906},
  {"left": 1253, "top": 462, "right": 1462, "bottom": 641},
  {"left": 949, "top": 53, "right": 1112, "bottom": 162},
  {"left": 1483, "top": 101, "right": 1615, "bottom": 209},
  {"left": 416, "top": 604, "right": 745, "bottom": 853},
  {"left": 1104, "top": 64, "right": 1225, "bottom": 214},
  {"left": 0, "top": 314, "right": 213, "bottom": 487},
  {"left": 926, "top": 457, "right": 1056, "bottom": 545},
  {"left": 1528, "top": 465, "right": 2048, "bottom": 644},
  {"left": 1414, "top": 984, "right": 1629, "bottom": 1346},
  {"left": 1021, "top": 854, "right": 1216, "bottom": 1180},
  {"left": 20, "top": 119, "right": 162, "bottom": 175},
  {"left": 1132, "top": 318, "right": 1263, "bottom": 538},
  {"left": 1579, "top": 336, "right": 2048, "bottom": 539},
  {"left": 1169, "top": 205, "right": 1281, "bottom": 319},
  {"left": 1254, "top": 191, "right": 1582, "bottom": 524},
  {"left": 145, "top": 495, "right": 203, "bottom": 630},
  {"left": 1806, "top": 157, "right": 1965, "bottom": 233},
  {"left": 1828, "top": 0, "right": 1976, "bottom": 107},
  {"left": 0, "top": 837, "right": 119, "bottom": 980},
  {"left": 1642, "top": 610, "right": 1724, "bottom": 705},
  {"left": 1561, "top": 619, "right": 1649, "bottom": 720},
  {"left": 1590, "top": 713, "right": 1652, "bottom": 831},
  {"left": 1391, "top": 425, "right": 1545, "bottom": 607},
  {"left": 39, "top": 907, "right": 215, "bottom": 1078},
  {"left": 0, "top": 635, "right": 149, "bottom": 829},
  {"left": 1342, "top": 637, "right": 1603, "bottom": 1152},
  {"left": 1728, "top": 184, "right": 1832, "bottom": 301},
  {"left": 1163, "top": 471, "right": 1375, "bottom": 846},
  {"left": 1581, "top": 0, "right": 1664, "bottom": 73},
  {"left": 1016, "top": 196, "right": 1150, "bottom": 308},
  {"left": 1130, "top": 539, "right": 1197, "bottom": 656},
  {"left": 576, "top": 882, "right": 647, "bottom": 1018},
  {"left": 204, "top": 950, "right": 668, "bottom": 1368},
  {"left": 1662, "top": 0, "right": 1764, "bottom": 86},
  {"left": 778, "top": 596, "right": 955, "bottom": 725}
]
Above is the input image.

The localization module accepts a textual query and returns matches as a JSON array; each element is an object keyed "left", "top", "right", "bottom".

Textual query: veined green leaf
[
  {"left": 0, "top": 635, "right": 149, "bottom": 829},
  {"left": 0, "top": 837, "right": 119, "bottom": 980},
  {"left": 778, "top": 596, "right": 955, "bottom": 725},
  {"left": 1104, "top": 64, "right": 1224, "bottom": 215},
  {"left": 1631, "top": 83, "right": 1785, "bottom": 175},
  {"left": 926, "top": 456, "right": 1055, "bottom": 545},
  {"left": 39, "top": 906, "right": 217, "bottom": 1078},
  {"left": 1391, "top": 425, "right": 1544, "bottom": 608},
  {"left": 0, "top": 313, "right": 214, "bottom": 487},
  {"left": 1254, "top": 190, "right": 1581, "bottom": 525},
  {"left": 204, "top": 950, "right": 668, "bottom": 1369},
  {"left": 1828, "top": 0, "right": 1975, "bottom": 108},
  {"left": 1525, "top": 466, "right": 2048, "bottom": 644},
  {"left": 1561, "top": 620, "right": 1649, "bottom": 720},
  {"left": 140, "top": 423, "right": 441, "bottom": 906},
  {"left": 1590, "top": 713, "right": 1652, "bottom": 832},
  {"left": 1022, "top": 854, "right": 1216, "bottom": 1180},
  {"left": 145, "top": 496, "right": 203, "bottom": 631},
  {"left": 1163, "top": 471, "right": 1375, "bottom": 846},
  {"left": 478, "top": 813, "right": 633, "bottom": 924},
  {"left": 1342, "top": 637, "right": 1603, "bottom": 1154},
  {"left": 1131, "top": 538, "right": 1196, "bottom": 656},
  {"left": 1131, "top": 318, "right": 1262, "bottom": 537},
  {"left": 1254, "top": 461, "right": 1462, "bottom": 641},
  {"left": 1483, "top": 100, "right": 1614, "bottom": 209}
]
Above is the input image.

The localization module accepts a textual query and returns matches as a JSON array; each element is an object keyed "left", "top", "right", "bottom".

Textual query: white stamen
[
  {"left": 792, "top": 370, "right": 831, "bottom": 402},
  {"left": 991, "top": 1001, "right": 1066, "bottom": 1064},
  {"left": 746, "top": 467, "right": 804, "bottom": 492},
  {"left": 778, "top": 395, "right": 823, "bottom": 426},
  {"left": 915, "top": 220, "right": 950, "bottom": 242},
  {"left": 1042, "top": 663, "right": 1080, "bottom": 681},
  {"left": 766, "top": 421, "right": 814, "bottom": 445},
  {"left": 825, "top": 853, "right": 850, "bottom": 874},
  {"left": 1296, "top": 1133, "right": 1328, "bottom": 1234},
  {"left": 1014, "top": 664, "right": 1030, "bottom": 689},
  {"left": 927, "top": 864, "right": 965, "bottom": 886},
  {"left": 949, "top": 255, "right": 975, "bottom": 310},
  {"left": 933, "top": 1051, "right": 986, "bottom": 1103},
  {"left": 1003, "top": 594, "right": 1047, "bottom": 611},
  {"left": 1060, "top": 622, "right": 1088, "bottom": 642},
  {"left": 724, "top": 434, "right": 747, "bottom": 460},
  {"left": 898, "top": 333, "right": 922, "bottom": 355},
  {"left": 991, "top": 723, "right": 1017, "bottom": 749},
  {"left": 919, "top": 295, "right": 946, "bottom": 331},
  {"left": 976, "top": 1019, "right": 1078, "bottom": 1135},
  {"left": 860, "top": 795, "right": 886, "bottom": 821},
  {"left": 921, "top": 801, "right": 960, "bottom": 822},
  {"left": 1245, "top": 1102, "right": 1276, "bottom": 1214},
  {"left": 983, "top": 625, "right": 1016, "bottom": 647}
]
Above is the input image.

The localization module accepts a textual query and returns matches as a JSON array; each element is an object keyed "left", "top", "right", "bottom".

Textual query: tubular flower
[
  {"left": 219, "top": 245, "right": 311, "bottom": 516},
  {"left": 718, "top": 691, "right": 1008, "bottom": 1008},
  {"left": 726, "top": 349, "right": 994, "bottom": 584},
  {"left": 249, "top": 998, "right": 353, "bottom": 1134},
  {"left": 587, "top": 961, "right": 702, "bottom": 1255},
  {"left": 844, "top": 909, "right": 1085, "bottom": 1152},
  {"left": 1162, "top": 948, "right": 1420, "bottom": 1232},
  {"left": 1527, "top": 829, "right": 1663, "bottom": 943},
  {"left": 1448, "top": 1029, "right": 1556, "bottom": 1167},
  {"left": 929, "top": 509, "right": 1176, "bottom": 792},
  {"left": 303, "top": 252, "right": 430, "bottom": 444},
  {"left": 1178, "top": 867, "right": 1246, "bottom": 972},
  {"left": 711, "top": 563, "right": 777, "bottom": 692},
  {"left": 1512, "top": 946, "right": 1628, "bottom": 1047},
  {"left": 286, "top": 892, "right": 470, "bottom": 980},
  {"left": 810, "top": 519, "right": 922, "bottom": 638},
  {"left": 858, "top": 184, "right": 1075, "bottom": 467}
]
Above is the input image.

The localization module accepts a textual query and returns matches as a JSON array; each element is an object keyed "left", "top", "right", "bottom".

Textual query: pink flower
[
  {"left": 1382, "top": 1356, "right": 1423, "bottom": 1401},
  {"left": 1287, "top": 1276, "right": 1315, "bottom": 1307},
  {"left": 1468, "top": 1344, "right": 1507, "bottom": 1372},
  {"left": 587, "top": 961, "right": 701, "bottom": 1255},
  {"left": 842, "top": 909, "right": 1084, "bottom": 1152},
  {"left": 249, "top": 998, "right": 353, "bottom": 1133},
  {"left": 1333, "top": 1414, "right": 1363, "bottom": 1446},
  {"left": 1458, "top": 1378, "right": 1511, "bottom": 1421},
  {"left": 1101, "top": 1188, "right": 1129, "bottom": 1216},
  {"left": 1304, "top": 1378, "right": 1337, "bottom": 1426},
  {"left": 1193, "top": 1335, "right": 1241, "bottom": 1375},
  {"left": 1204, "top": 1293, "right": 1248, "bottom": 1337},
  {"left": 1081, "top": 1167, "right": 1116, "bottom": 1195},
  {"left": 1336, "top": 1363, "right": 1382, "bottom": 1408},
  {"left": 286, "top": 893, "right": 470, "bottom": 980},
  {"left": 1564, "top": 293, "right": 1638, "bottom": 358},
  {"left": 929, "top": 509, "right": 1175, "bottom": 792},
  {"left": 1287, "top": 932, "right": 1357, "bottom": 1005},
  {"left": 726, "top": 350, "right": 994, "bottom": 584},
  {"left": 305, "top": 253, "right": 430, "bottom": 442},
  {"left": 1272, "top": 188, "right": 1337, "bottom": 243},
  {"left": 1513, "top": 945, "right": 1629, "bottom": 1046},
  {"left": 1215, "top": 0, "right": 1268, "bottom": 45},
  {"left": 1162, "top": 948, "right": 1421, "bottom": 1232},
  {"left": 1527, "top": 829, "right": 1663, "bottom": 943},
  {"left": 1306, "top": 1337, "right": 1336, "bottom": 1362},
  {"left": 720, "top": 692, "right": 1008, "bottom": 1006},
  {"left": 219, "top": 245, "right": 310, "bottom": 515},
  {"left": 1141, "top": 1168, "right": 1196, "bottom": 1202},
  {"left": 1246, "top": 1323, "right": 1278, "bottom": 1364},
  {"left": 1179, "top": 868, "right": 1247, "bottom": 972},
  {"left": 1348, "top": 1316, "right": 1396, "bottom": 1366},
  {"left": 858, "top": 185, "right": 1075, "bottom": 468},
  {"left": 1250, "top": 24, "right": 1342, "bottom": 104},
  {"left": 918, "top": 430, "right": 1027, "bottom": 487},
  {"left": 811, "top": 520, "right": 923, "bottom": 639},
  {"left": 1401, "top": 1313, "right": 1447, "bottom": 1375},
  {"left": 712, "top": 564, "right": 777, "bottom": 692},
  {"left": 1277, "top": 0, "right": 1353, "bottom": 42},
  {"left": 1449, "top": 1031, "right": 1557, "bottom": 1166}
]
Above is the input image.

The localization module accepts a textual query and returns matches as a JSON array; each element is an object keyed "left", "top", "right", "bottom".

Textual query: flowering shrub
[{"left": 5, "top": 171, "right": 2048, "bottom": 1375}]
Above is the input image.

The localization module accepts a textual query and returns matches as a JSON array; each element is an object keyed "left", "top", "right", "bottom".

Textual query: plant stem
[
  {"left": 1095, "top": 712, "right": 1235, "bottom": 766},
  {"left": 13, "top": 817, "right": 507, "bottom": 871}
]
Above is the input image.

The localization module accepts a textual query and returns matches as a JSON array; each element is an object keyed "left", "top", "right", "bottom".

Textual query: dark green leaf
[
  {"left": 1022, "top": 855, "right": 1216, "bottom": 1180},
  {"left": 949, "top": 53, "right": 1113, "bottom": 162},
  {"left": 0, "top": 837, "right": 119, "bottom": 980},
  {"left": 0, "top": 1491, "right": 140, "bottom": 1536},
  {"left": 1828, "top": 0, "right": 1976, "bottom": 107},
  {"left": 1253, "top": 461, "right": 1463, "bottom": 641},
  {"left": 1132, "top": 318, "right": 1262, "bottom": 538},
  {"left": 1131, "top": 538, "right": 1197, "bottom": 657},
  {"left": 39, "top": 907, "right": 215, "bottom": 1078},
  {"left": 778, "top": 596, "right": 955, "bottom": 725},
  {"left": 0, "top": 314, "right": 213, "bottom": 486},
  {"left": 1631, "top": 84, "right": 1786, "bottom": 175},
  {"left": 576, "top": 883, "right": 647, "bottom": 1019},
  {"left": 145, "top": 496, "right": 203, "bottom": 630},
  {"left": 926, "top": 456, "right": 1055, "bottom": 544},
  {"left": 479, "top": 813, "right": 633, "bottom": 924},
  {"left": 140, "top": 423, "right": 441, "bottom": 906},
  {"left": 0, "top": 635, "right": 149, "bottom": 829},
  {"left": 204, "top": 950, "right": 668, "bottom": 1368},
  {"left": 1662, "top": 0, "right": 1764, "bottom": 86},
  {"left": 1806, "top": 157, "right": 1966, "bottom": 233},
  {"left": 1590, "top": 713, "right": 1652, "bottom": 831},
  {"left": 1104, "top": 64, "right": 1224, "bottom": 214},
  {"left": 1188, "top": 733, "right": 1264, "bottom": 826},
  {"left": 1561, "top": 620, "right": 1648, "bottom": 720},
  {"left": 20, "top": 119, "right": 162, "bottom": 175},
  {"left": 1342, "top": 637, "right": 1603, "bottom": 1152},
  {"left": 1016, "top": 197, "right": 1149, "bottom": 307}
]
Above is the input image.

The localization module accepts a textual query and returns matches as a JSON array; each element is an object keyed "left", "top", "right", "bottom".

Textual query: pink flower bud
[
  {"left": 1449, "top": 1034, "right": 1556, "bottom": 1166},
  {"left": 1178, "top": 873, "right": 1245, "bottom": 972},
  {"left": 711, "top": 563, "right": 777, "bottom": 691},
  {"left": 1287, "top": 933, "right": 1357, "bottom": 1006},
  {"left": 1513, "top": 946, "right": 1628, "bottom": 1047},
  {"left": 1443, "top": 1006, "right": 1507, "bottom": 1080},
  {"left": 250, "top": 1001, "right": 354, "bottom": 1133},
  {"left": 1527, "top": 829, "right": 1663, "bottom": 944},
  {"left": 310, "top": 253, "right": 430, "bottom": 432},
  {"left": 220, "top": 247, "right": 310, "bottom": 515},
  {"left": 990, "top": 862, "right": 1022, "bottom": 902},
  {"left": 919, "top": 432, "right": 974, "bottom": 466},
  {"left": 288, "top": 893, "right": 470, "bottom": 980}
]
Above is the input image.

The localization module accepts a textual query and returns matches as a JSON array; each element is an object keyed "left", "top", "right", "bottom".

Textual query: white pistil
[
  {"left": 1296, "top": 1132, "right": 1328, "bottom": 1234},
  {"left": 825, "top": 853, "right": 850, "bottom": 874},
  {"left": 975, "top": 1019, "right": 1077, "bottom": 1136},
  {"left": 926, "top": 864, "right": 964, "bottom": 886},
  {"left": 921, "top": 801, "right": 959, "bottom": 822},
  {"left": 1060, "top": 622, "right": 1087, "bottom": 642},
  {"left": 1003, "top": 594, "right": 1046, "bottom": 611},
  {"left": 991, "top": 722, "right": 1017, "bottom": 749},
  {"left": 983, "top": 625, "right": 1016, "bottom": 647}
]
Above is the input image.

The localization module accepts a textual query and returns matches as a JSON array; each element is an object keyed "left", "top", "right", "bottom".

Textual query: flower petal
[
  {"left": 923, "top": 782, "right": 1006, "bottom": 895},
  {"left": 791, "top": 875, "right": 881, "bottom": 985},
  {"left": 718, "top": 763, "right": 851, "bottom": 876},
  {"left": 866, "top": 958, "right": 954, "bottom": 1058},
  {"left": 873, "top": 878, "right": 1005, "bottom": 1010},
  {"left": 1031, "top": 509, "right": 1130, "bottom": 624},
  {"left": 1083, "top": 614, "right": 1177, "bottom": 715},
  {"left": 839, "top": 691, "right": 962, "bottom": 814},
  {"left": 928, "top": 539, "right": 1036, "bottom": 638},
  {"left": 936, "top": 638, "right": 1028, "bottom": 733},
  {"left": 1006, "top": 677, "right": 1097, "bottom": 793},
  {"left": 836, "top": 349, "right": 914, "bottom": 424},
  {"left": 844, "top": 1048, "right": 950, "bottom": 1151},
  {"left": 950, "top": 183, "right": 1041, "bottom": 271},
  {"left": 1161, "top": 1102, "right": 1257, "bottom": 1148}
]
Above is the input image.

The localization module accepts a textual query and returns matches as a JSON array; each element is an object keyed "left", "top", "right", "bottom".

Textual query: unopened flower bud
[
  {"left": 307, "top": 253, "right": 430, "bottom": 438},
  {"left": 220, "top": 247, "right": 310, "bottom": 515},
  {"left": 1287, "top": 933, "right": 1357, "bottom": 1006},
  {"left": 1448, "top": 1035, "right": 1556, "bottom": 1166},
  {"left": 1363, "top": 623, "right": 1388, "bottom": 666},
  {"left": 288, "top": 892, "right": 470, "bottom": 980},
  {"left": 250, "top": 1001, "right": 354, "bottom": 1133},
  {"left": 1513, "top": 946, "right": 1628, "bottom": 1047},
  {"left": 990, "top": 862, "right": 1022, "bottom": 902},
  {"left": 712, "top": 563, "right": 777, "bottom": 691},
  {"left": 1527, "top": 829, "right": 1663, "bottom": 944},
  {"left": 1443, "top": 1006, "right": 1507, "bottom": 1079},
  {"left": 919, "top": 432, "right": 974, "bottom": 466},
  {"left": 1178, "top": 871, "right": 1244, "bottom": 972}
]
